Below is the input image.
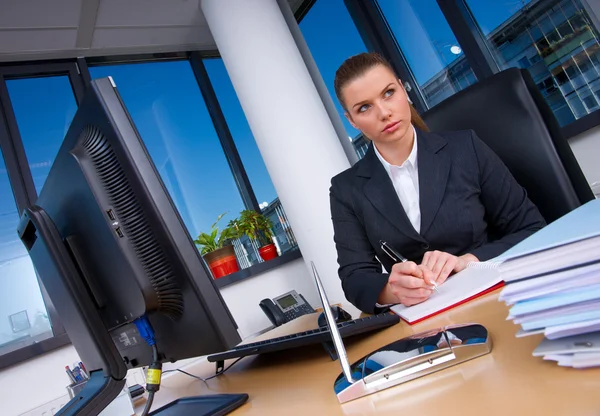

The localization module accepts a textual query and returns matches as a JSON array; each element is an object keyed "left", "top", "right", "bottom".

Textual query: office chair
[{"left": 422, "top": 67, "right": 594, "bottom": 224}]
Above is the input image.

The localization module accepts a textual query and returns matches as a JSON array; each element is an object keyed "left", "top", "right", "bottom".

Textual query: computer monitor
[{"left": 17, "top": 77, "right": 246, "bottom": 415}]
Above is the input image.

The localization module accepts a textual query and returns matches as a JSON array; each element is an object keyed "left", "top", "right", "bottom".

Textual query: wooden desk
[{"left": 146, "top": 291, "right": 600, "bottom": 415}]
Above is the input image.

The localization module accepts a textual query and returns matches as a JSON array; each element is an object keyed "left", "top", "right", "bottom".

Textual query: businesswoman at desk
[{"left": 330, "top": 53, "right": 546, "bottom": 314}]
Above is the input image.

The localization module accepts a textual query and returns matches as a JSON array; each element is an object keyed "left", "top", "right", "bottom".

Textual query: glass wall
[{"left": 466, "top": 0, "right": 600, "bottom": 126}]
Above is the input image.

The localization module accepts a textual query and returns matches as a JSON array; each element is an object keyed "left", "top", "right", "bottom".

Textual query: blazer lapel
[
  {"left": 418, "top": 131, "right": 451, "bottom": 236},
  {"left": 358, "top": 145, "right": 423, "bottom": 241}
]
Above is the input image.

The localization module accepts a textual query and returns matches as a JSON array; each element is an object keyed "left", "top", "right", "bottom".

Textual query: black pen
[{"left": 379, "top": 240, "right": 439, "bottom": 292}]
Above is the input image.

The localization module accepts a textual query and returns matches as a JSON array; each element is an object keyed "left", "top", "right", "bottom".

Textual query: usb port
[
  {"left": 106, "top": 209, "right": 116, "bottom": 221},
  {"left": 115, "top": 227, "right": 124, "bottom": 238}
]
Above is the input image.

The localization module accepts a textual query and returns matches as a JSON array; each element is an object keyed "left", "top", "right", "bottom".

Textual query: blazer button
[{"left": 421, "top": 243, "right": 430, "bottom": 250}]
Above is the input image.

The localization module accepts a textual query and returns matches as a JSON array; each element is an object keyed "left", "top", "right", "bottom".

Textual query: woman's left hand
[{"left": 420, "top": 251, "right": 479, "bottom": 286}]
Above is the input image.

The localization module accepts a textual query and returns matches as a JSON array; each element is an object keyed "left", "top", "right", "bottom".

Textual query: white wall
[
  {"left": 0, "top": 259, "right": 316, "bottom": 415},
  {"left": 568, "top": 125, "right": 600, "bottom": 193},
  {"left": 220, "top": 257, "right": 318, "bottom": 339},
  {"left": 1, "top": 343, "right": 80, "bottom": 416}
]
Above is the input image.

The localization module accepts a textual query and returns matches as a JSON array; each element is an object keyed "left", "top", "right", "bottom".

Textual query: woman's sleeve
[
  {"left": 330, "top": 176, "right": 390, "bottom": 313},
  {"left": 468, "top": 130, "right": 546, "bottom": 261}
]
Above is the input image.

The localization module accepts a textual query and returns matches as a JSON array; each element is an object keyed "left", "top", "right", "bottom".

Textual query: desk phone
[{"left": 259, "top": 290, "right": 315, "bottom": 327}]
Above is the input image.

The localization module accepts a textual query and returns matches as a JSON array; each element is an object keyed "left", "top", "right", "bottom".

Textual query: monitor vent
[{"left": 79, "top": 125, "right": 183, "bottom": 319}]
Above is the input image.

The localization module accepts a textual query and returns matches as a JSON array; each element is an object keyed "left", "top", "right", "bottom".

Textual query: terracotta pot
[
  {"left": 203, "top": 245, "right": 239, "bottom": 279},
  {"left": 258, "top": 243, "right": 278, "bottom": 261}
]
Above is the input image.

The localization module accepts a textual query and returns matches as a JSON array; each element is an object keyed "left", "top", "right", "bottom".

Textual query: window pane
[
  {"left": 6, "top": 76, "right": 78, "bottom": 194},
  {"left": 89, "top": 61, "right": 245, "bottom": 252},
  {"left": 0, "top": 150, "right": 53, "bottom": 356},
  {"left": 466, "top": 0, "right": 600, "bottom": 126},
  {"left": 377, "top": 0, "right": 477, "bottom": 108},
  {"left": 299, "top": 0, "right": 368, "bottom": 158},
  {"left": 203, "top": 59, "right": 277, "bottom": 206},
  {"left": 203, "top": 59, "right": 298, "bottom": 256}
]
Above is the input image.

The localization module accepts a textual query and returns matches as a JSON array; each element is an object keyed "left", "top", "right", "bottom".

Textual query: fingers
[
  {"left": 398, "top": 294, "right": 430, "bottom": 306},
  {"left": 437, "top": 261, "right": 455, "bottom": 285},
  {"left": 422, "top": 250, "right": 459, "bottom": 285},
  {"left": 391, "top": 261, "right": 423, "bottom": 278}
]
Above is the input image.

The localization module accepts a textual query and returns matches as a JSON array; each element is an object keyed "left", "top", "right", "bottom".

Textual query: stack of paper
[
  {"left": 534, "top": 332, "right": 600, "bottom": 369},
  {"left": 496, "top": 198, "right": 600, "bottom": 368}
]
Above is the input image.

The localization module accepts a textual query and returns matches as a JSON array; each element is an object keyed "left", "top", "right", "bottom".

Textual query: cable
[
  {"left": 135, "top": 316, "right": 162, "bottom": 416},
  {"left": 151, "top": 343, "right": 159, "bottom": 363},
  {"left": 163, "top": 356, "right": 244, "bottom": 383},
  {"left": 141, "top": 391, "right": 154, "bottom": 416}
]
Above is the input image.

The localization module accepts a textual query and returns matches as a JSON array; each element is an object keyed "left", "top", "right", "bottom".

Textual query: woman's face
[{"left": 342, "top": 64, "right": 412, "bottom": 145}]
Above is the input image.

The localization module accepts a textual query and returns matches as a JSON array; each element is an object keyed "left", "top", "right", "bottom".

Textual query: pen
[
  {"left": 79, "top": 361, "right": 88, "bottom": 379},
  {"left": 65, "top": 366, "right": 77, "bottom": 383},
  {"left": 379, "top": 240, "right": 439, "bottom": 292}
]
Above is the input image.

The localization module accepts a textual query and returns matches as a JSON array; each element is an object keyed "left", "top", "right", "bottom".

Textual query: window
[
  {"left": 89, "top": 61, "right": 246, "bottom": 248},
  {"left": 0, "top": 149, "right": 53, "bottom": 356},
  {"left": 299, "top": 0, "right": 368, "bottom": 157},
  {"left": 203, "top": 59, "right": 276, "bottom": 207},
  {"left": 376, "top": 0, "right": 477, "bottom": 108},
  {"left": 465, "top": 0, "right": 600, "bottom": 126},
  {"left": 6, "top": 76, "right": 78, "bottom": 194},
  {"left": 203, "top": 58, "right": 298, "bottom": 256}
]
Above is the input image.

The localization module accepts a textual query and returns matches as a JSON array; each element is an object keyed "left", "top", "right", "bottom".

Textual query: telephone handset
[{"left": 259, "top": 290, "right": 315, "bottom": 327}]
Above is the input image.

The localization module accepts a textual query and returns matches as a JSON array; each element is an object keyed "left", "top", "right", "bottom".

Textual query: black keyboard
[{"left": 207, "top": 312, "right": 399, "bottom": 362}]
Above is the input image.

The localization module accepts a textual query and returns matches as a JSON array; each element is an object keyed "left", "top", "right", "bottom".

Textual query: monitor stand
[{"left": 149, "top": 393, "right": 249, "bottom": 415}]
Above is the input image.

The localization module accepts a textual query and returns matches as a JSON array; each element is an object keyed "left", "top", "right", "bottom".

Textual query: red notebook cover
[{"left": 397, "top": 281, "right": 505, "bottom": 325}]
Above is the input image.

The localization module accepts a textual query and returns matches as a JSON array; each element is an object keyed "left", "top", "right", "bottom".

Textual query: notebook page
[{"left": 390, "top": 262, "right": 501, "bottom": 323}]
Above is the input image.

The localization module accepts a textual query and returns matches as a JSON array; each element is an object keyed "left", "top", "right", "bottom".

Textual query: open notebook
[
  {"left": 390, "top": 262, "right": 503, "bottom": 324},
  {"left": 391, "top": 198, "right": 600, "bottom": 325}
]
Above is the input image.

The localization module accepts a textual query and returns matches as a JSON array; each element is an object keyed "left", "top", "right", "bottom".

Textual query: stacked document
[{"left": 496, "top": 198, "right": 600, "bottom": 367}]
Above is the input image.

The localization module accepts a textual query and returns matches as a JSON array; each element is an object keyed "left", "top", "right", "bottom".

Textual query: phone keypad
[{"left": 284, "top": 305, "right": 314, "bottom": 322}]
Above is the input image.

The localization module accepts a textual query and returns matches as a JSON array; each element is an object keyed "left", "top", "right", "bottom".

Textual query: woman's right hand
[{"left": 378, "top": 262, "right": 437, "bottom": 306}]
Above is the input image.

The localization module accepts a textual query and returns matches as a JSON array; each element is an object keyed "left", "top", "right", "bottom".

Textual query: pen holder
[{"left": 67, "top": 380, "right": 88, "bottom": 399}]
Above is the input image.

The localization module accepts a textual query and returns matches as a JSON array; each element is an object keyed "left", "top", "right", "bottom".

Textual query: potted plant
[
  {"left": 194, "top": 213, "right": 240, "bottom": 279},
  {"left": 233, "top": 209, "right": 278, "bottom": 261}
]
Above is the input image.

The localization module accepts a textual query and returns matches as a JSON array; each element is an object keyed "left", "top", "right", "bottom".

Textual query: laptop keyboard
[{"left": 207, "top": 312, "right": 399, "bottom": 362}]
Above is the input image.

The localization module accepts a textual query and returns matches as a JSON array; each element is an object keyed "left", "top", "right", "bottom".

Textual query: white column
[{"left": 200, "top": 0, "right": 354, "bottom": 310}]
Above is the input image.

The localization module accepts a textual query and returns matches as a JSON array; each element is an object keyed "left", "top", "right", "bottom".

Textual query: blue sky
[{"left": 3, "top": 0, "right": 523, "bottom": 240}]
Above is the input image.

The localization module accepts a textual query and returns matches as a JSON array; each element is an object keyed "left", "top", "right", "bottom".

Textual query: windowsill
[
  {"left": 563, "top": 111, "right": 600, "bottom": 139},
  {"left": 213, "top": 249, "right": 303, "bottom": 289}
]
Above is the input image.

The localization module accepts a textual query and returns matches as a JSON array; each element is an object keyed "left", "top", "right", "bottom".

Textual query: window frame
[{"left": 0, "top": 61, "right": 87, "bottom": 369}]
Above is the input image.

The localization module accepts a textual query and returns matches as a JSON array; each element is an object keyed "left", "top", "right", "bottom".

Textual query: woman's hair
[{"left": 333, "top": 52, "right": 428, "bottom": 132}]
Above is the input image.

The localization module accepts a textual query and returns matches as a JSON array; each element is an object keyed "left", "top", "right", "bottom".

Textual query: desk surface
[{"left": 146, "top": 291, "right": 600, "bottom": 415}]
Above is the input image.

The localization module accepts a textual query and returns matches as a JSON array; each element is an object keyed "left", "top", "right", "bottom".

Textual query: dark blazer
[{"left": 330, "top": 129, "right": 546, "bottom": 314}]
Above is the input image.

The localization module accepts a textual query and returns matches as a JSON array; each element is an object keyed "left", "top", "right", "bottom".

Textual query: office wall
[
  {"left": 569, "top": 125, "right": 600, "bottom": 193},
  {"left": 0, "top": 259, "right": 315, "bottom": 415}
]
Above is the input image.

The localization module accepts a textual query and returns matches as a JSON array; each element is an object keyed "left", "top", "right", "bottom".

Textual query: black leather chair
[{"left": 422, "top": 67, "right": 594, "bottom": 224}]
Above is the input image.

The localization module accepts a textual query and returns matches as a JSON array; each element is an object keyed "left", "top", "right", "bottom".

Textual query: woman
[{"left": 330, "top": 52, "right": 545, "bottom": 314}]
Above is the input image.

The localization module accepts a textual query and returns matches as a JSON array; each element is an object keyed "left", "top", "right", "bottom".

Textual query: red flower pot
[
  {"left": 203, "top": 245, "right": 239, "bottom": 279},
  {"left": 258, "top": 243, "right": 278, "bottom": 261}
]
